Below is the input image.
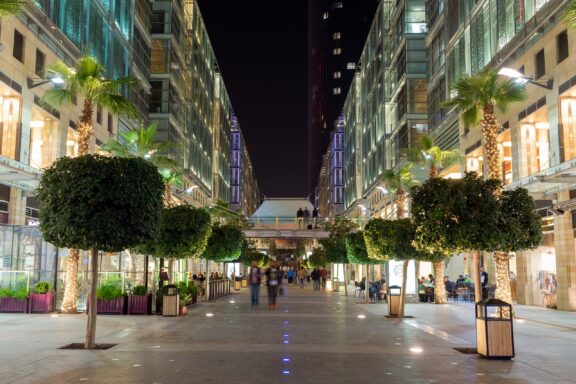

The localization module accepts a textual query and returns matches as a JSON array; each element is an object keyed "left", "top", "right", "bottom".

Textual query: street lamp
[
  {"left": 376, "top": 186, "right": 389, "bottom": 194},
  {"left": 185, "top": 185, "right": 198, "bottom": 194},
  {"left": 498, "top": 67, "right": 553, "bottom": 90},
  {"left": 27, "top": 74, "right": 65, "bottom": 89}
]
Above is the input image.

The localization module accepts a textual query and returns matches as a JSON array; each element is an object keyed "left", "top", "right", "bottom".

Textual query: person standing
[
  {"left": 480, "top": 267, "right": 489, "bottom": 299},
  {"left": 320, "top": 267, "right": 328, "bottom": 290},
  {"left": 297, "top": 267, "right": 306, "bottom": 288},
  {"left": 312, "top": 207, "right": 319, "bottom": 229},
  {"left": 248, "top": 261, "right": 262, "bottom": 308},
  {"left": 303, "top": 207, "right": 311, "bottom": 229},
  {"left": 265, "top": 261, "right": 280, "bottom": 309},
  {"left": 296, "top": 208, "right": 304, "bottom": 229}
]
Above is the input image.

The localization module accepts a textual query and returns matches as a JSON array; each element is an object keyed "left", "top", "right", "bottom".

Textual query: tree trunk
[
  {"left": 398, "top": 260, "right": 409, "bottom": 319},
  {"left": 396, "top": 191, "right": 406, "bottom": 218},
  {"left": 163, "top": 183, "right": 173, "bottom": 207},
  {"left": 78, "top": 100, "right": 93, "bottom": 156},
  {"left": 85, "top": 248, "right": 99, "bottom": 349},
  {"left": 433, "top": 261, "right": 447, "bottom": 304},
  {"left": 494, "top": 251, "right": 513, "bottom": 318},
  {"left": 60, "top": 248, "right": 80, "bottom": 313},
  {"left": 481, "top": 105, "right": 501, "bottom": 181},
  {"left": 473, "top": 251, "right": 482, "bottom": 302},
  {"left": 343, "top": 264, "right": 348, "bottom": 296},
  {"left": 168, "top": 257, "right": 174, "bottom": 283}
]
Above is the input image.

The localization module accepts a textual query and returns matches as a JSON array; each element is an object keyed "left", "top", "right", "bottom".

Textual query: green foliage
[
  {"left": 402, "top": 134, "right": 462, "bottom": 177},
  {"left": 177, "top": 282, "right": 195, "bottom": 305},
  {"left": 498, "top": 188, "right": 543, "bottom": 252},
  {"left": 294, "top": 240, "right": 309, "bottom": 258},
  {"left": 37, "top": 155, "right": 164, "bottom": 252},
  {"left": 0, "top": 0, "right": 28, "bottom": 16},
  {"left": 132, "top": 285, "right": 147, "bottom": 296},
  {"left": 267, "top": 240, "right": 278, "bottom": 258},
  {"left": 41, "top": 56, "right": 139, "bottom": 118},
  {"left": 320, "top": 218, "right": 357, "bottom": 263},
  {"left": 96, "top": 284, "right": 124, "bottom": 301},
  {"left": 383, "top": 163, "right": 420, "bottom": 195},
  {"left": 308, "top": 247, "right": 327, "bottom": 267},
  {"left": 364, "top": 219, "right": 421, "bottom": 261},
  {"left": 236, "top": 239, "right": 268, "bottom": 267},
  {"left": 345, "top": 232, "right": 381, "bottom": 264},
  {"left": 34, "top": 282, "right": 51, "bottom": 294},
  {"left": 202, "top": 224, "right": 245, "bottom": 262},
  {"left": 411, "top": 173, "right": 502, "bottom": 254},
  {"left": 137, "top": 205, "right": 212, "bottom": 259},
  {"left": 444, "top": 68, "right": 526, "bottom": 129},
  {"left": 565, "top": 0, "right": 576, "bottom": 29},
  {"left": 0, "top": 287, "right": 28, "bottom": 300}
]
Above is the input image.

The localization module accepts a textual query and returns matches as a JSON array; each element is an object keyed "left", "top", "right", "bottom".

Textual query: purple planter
[
  {"left": 87, "top": 296, "right": 127, "bottom": 315},
  {"left": 128, "top": 294, "right": 152, "bottom": 315},
  {"left": 29, "top": 293, "right": 56, "bottom": 313},
  {"left": 0, "top": 297, "right": 29, "bottom": 313}
]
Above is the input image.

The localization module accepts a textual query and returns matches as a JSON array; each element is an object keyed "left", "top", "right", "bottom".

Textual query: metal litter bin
[
  {"left": 161, "top": 284, "right": 179, "bottom": 317},
  {"left": 387, "top": 285, "right": 401, "bottom": 317},
  {"left": 476, "top": 299, "right": 514, "bottom": 359}
]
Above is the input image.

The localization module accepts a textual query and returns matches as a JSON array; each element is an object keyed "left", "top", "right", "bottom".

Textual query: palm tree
[
  {"left": 564, "top": 0, "right": 576, "bottom": 28},
  {"left": 445, "top": 68, "right": 525, "bottom": 180},
  {"left": 41, "top": 56, "right": 139, "bottom": 314},
  {"left": 446, "top": 69, "right": 525, "bottom": 309},
  {"left": 403, "top": 135, "right": 462, "bottom": 304},
  {"left": 383, "top": 163, "right": 419, "bottom": 318},
  {"left": 101, "top": 122, "right": 181, "bottom": 207},
  {"left": 0, "top": 0, "right": 27, "bottom": 16}
]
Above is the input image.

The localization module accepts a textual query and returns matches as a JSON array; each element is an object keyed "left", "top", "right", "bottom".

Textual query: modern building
[
  {"left": 231, "top": 115, "right": 261, "bottom": 216},
  {"left": 212, "top": 72, "right": 232, "bottom": 205},
  {"left": 316, "top": 116, "right": 344, "bottom": 218},
  {"left": 307, "top": 0, "right": 379, "bottom": 194},
  {"left": 427, "top": 0, "right": 576, "bottom": 311}
]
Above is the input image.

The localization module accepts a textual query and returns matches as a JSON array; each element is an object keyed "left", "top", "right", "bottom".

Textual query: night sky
[{"left": 197, "top": 0, "right": 309, "bottom": 198}]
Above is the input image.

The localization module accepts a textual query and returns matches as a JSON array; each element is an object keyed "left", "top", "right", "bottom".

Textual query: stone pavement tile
[{"left": 1, "top": 286, "right": 575, "bottom": 384}]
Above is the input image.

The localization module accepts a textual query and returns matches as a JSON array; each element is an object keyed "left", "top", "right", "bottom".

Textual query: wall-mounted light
[{"left": 498, "top": 68, "right": 553, "bottom": 90}]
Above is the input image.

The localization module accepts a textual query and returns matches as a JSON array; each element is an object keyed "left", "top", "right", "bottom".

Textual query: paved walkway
[{"left": 0, "top": 285, "right": 575, "bottom": 383}]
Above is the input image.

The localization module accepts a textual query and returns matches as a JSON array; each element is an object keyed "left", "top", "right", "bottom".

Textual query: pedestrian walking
[
  {"left": 297, "top": 267, "right": 306, "bottom": 288},
  {"left": 303, "top": 207, "right": 311, "bottom": 229},
  {"left": 311, "top": 268, "right": 321, "bottom": 290},
  {"left": 265, "top": 261, "right": 281, "bottom": 309},
  {"left": 320, "top": 267, "right": 328, "bottom": 290},
  {"left": 248, "top": 261, "right": 262, "bottom": 308},
  {"left": 296, "top": 208, "right": 304, "bottom": 229}
]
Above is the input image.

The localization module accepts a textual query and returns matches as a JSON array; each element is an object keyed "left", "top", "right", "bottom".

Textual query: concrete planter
[
  {"left": 29, "top": 293, "right": 55, "bottom": 313},
  {"left": 0, "top": 297, "right": 29, "bottom": 313},
  {"left": 128, "top": 294, "right": 152, "bottom": 315}
]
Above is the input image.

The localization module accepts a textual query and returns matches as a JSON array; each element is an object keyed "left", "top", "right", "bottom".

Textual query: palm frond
[
  {"left": 40, "top": 88, "right": 75, "bottom": 109},
  {"left": 564, "top": 0, "right": 576, "bottom": 29},
  {"left": 95, "top": 93, "right": 139, "bottom": 118},
  {"left": 0, "top": 0, "right": 28, "bottom": 16}
]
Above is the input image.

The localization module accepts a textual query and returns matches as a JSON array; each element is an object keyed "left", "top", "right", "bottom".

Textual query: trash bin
[
  {"left": 332, "top": 280, "right": 339, "bottom": 291},
  {"left": 475, "top": 299, "right": 514, "bottom": 359},
  {"left": 387, "top": 285, "right": 401, "bottom": 317},
  {"left": 241, "top": 278, "right": 248, "bottom": 288},
  {"left": 161, "top": 284, "right": 179, "bottom": 317},
  {"left": 234, "top": 279, "right": 241, "bottom": 290}
]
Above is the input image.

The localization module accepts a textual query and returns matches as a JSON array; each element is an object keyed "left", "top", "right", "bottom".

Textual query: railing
[
  {"left": 246, "top": 216, "right": 370, "bottom": 230},
  {"left": 208, "top": 278, "right": 231, "bottom": 301}
]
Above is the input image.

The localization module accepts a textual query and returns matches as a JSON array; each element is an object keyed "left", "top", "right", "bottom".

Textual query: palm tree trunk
[
  {"left": 398, "top": 259, "right": 409, "bottom": 319},
  {"left": 163, "top": 183, "right": 173, "bottom": 207},
  {"left": 364, "top": 263, "right": 370, "bottom": 304},
  {"left": 481, "top": 105, "right": 501, "bottom": 181},
  {"left": 396, "top": 191, "right": 406, "bottom": 218},
  {"left": 433, "top": 261, "right": 447, "bottom": 304},
  {"left": 85, "top": 248, "right": 99, "bottom": 349},
  {"left": 494, "top": 251, "right": 513, "bottom": 317},
  {"left": 343, "top": 263, "right": 348, "bottom": 296},
  {"left": 473, "top": 251, "right": 482, "bottom": 302},
  {"left": 78, "top": 100, "right": 93, "bottom": 157},
  {"left": 60, "top": 248, "right": 80, "bottom": 313}
]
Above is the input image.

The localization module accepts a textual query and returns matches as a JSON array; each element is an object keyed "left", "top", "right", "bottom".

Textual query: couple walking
[{"left": 249, "top": 261, "right": 282, "bottom": 310}]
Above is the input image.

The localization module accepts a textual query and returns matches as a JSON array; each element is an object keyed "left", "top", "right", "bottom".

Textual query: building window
[
  {"left": 333, "top": 87, "right": 341, "bottom": 95},
  {"left": 96, "top": 106, "right": 102, "bottom": 125},
  {"left": 535, "top": 49, "right": 545, "bottom": 80},
  {"left": 332, "top": 1, "right": 343, "bottom": 9},
  {"left": 347, "top": 62, "right": 356, "bottom": 70},
  {"left": 333, "top": 48, "right": 342, "bottom": 55},
  {"left": 333, "top": 32, "right": 341, "bottom": 40},
  {"left": 333, "top": 71, "right": 341, "bottom": 79},
  {"left": 13, "top": 30, "right": 24, "bottom": 63},
  {"left": 323, "top": 12, "right": 329, "bottom": 20},
  {"left": 557, "top": 30, "right": 569, "bottom": 64},
  {"left": 35, "top": 49, "right": 45, "bottom": 77},
  {"left": 107, "top": 113, "right": 113, "bottom": 133}
]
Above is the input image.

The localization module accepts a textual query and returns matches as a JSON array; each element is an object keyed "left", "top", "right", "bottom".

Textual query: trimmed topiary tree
[
  {"left": 203, "top": 224, "right": 245, "bottom": 263},
  {"left": 37, "top": 155, "right": 163, "bottom": 349},
  {"left": 309, "top": 247, "right": 327, "bottom": 268}
]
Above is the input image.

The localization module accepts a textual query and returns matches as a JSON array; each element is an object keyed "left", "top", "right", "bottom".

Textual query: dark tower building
[{"left": 307, "top": 0, "right": 379, "bottom": 195}]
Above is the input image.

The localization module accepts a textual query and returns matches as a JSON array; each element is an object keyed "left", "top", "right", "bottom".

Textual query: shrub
[
  {"left": 132, "top": 285, "right": 147, "bottom": 296},
  {"left": 96, "top": 284, "right": 124, "bottom": 301},
  {"left": 35, "top": 282, "right": 51, "bottom": 294},
  {"left": 0, "top": 287, "right": 28, "bottom": 300}
]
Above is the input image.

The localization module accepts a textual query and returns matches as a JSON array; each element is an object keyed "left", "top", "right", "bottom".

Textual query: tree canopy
[
  {"left": 497, "top": 188, "right": 543, "bottom": 252},
  {"left": 202, "top": 224, "right": 245, "bottom": 262},
  {"left": 364, "top": 219, "right": 421, "bottom": 262},
  {"left": 319, "top": 218, "right": 357, "bottom": 264},
  {"left": 308, "top": 247, "right": 327, "bottom": 268},
  {"left": 236, "top": 239, "right": 268, "bottom": 267},
  {"left": 345, "top": 231, "right": 383, "bottom": 264},
  {"left": 37, "top": 155, "right": 163, "bottom": 252},
  {"left": 137, "top": 205, "right": 212, "bottom": 259}
]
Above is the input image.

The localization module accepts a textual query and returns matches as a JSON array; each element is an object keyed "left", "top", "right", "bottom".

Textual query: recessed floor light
[
  {"left": 409, "top": 347, "right": 423, "bottom": 353},
  {"left": 283, "top": 358, "right": 290, "bottom": 362},
  {"left": 357, "top": 314, "right": 366, "bottom": 319},
  {"left": 133, "top": 364, "right": 141, "bottom": 367},
  {"left": 50, "top": 314, "right": 59, "bottom": 318},
  {"left": 206, "top": 313, "right": 214, "bottom": 317},
  {"left": 229, "top": 300, "right": 235, "bottom": 304},
  {"left": 282, "top": 370, "right": 290, "bottom": 375}
]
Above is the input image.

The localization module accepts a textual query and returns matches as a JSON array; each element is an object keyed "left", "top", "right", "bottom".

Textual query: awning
[
  {"left": 0, "top": 155, "right": 42, "bottom": 193},
  {"left": 504, "top": 159, "right": 576, "bottom": 200}
]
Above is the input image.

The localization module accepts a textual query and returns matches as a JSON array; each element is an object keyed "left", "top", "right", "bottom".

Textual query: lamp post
[
  {"left": 27, "top": 75, "right": 64, "bottom": 89},
  {"left": 498, "top": 67, "right": 553, "bottom": 90}
]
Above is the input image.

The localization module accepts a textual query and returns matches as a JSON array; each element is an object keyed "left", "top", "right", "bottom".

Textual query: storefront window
[
  {"left": 66, "top": 128, "right": 79, "bottom": 157},
  {"left": 519, "top": 122, "right": 550, "bottom": 177},
  {"left": 0, "top": 95, "right": 22, "bottom": 161},
  {"left": 29, "top": 110, "right": 57, "bottom": 169},
  {"left": 498, "top": 129, "right": 513, "bottom": 185},
  {"left": 560, "top": 96, "right": 576, "bottom": 162},
  {"left": 465, "top": 147, "right": 484, "bottom": 177}
]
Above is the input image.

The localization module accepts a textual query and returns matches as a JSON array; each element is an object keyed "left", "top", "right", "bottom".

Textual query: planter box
[
  {"left": 128, "top": 294, "right": 152, "bottom": 315},
  {"left": 29, "top": 293, "right": 56, "bottom": 313},
  {"left": 88, "top": 296, "right": 127, "bottom": 315},
  {"left": 0, "top": 297, "right": 28, "bottom": 313}
]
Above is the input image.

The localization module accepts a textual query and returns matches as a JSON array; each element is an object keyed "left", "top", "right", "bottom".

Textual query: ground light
[
  {"left": 206, "top": 313, "right": 214, "bottom": 317},
  {"left": 357, "top": 314, "right": 366, "bottom": 319},
  {"left": 409, "top": 347, "right": 423, "bottom": 353}
]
